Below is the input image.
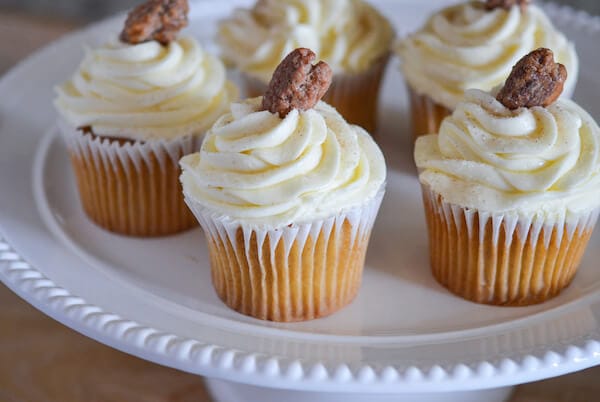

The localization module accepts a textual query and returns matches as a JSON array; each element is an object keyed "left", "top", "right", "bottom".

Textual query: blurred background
[
  {"left": 1, "top": 0, "right": 598, "bottom": 74},
  {"left": 0, "top": 0, "right": 599, "bottom": 22}
]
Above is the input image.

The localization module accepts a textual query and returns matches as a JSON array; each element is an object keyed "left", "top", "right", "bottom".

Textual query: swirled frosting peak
[
  {"left": 415, "top": 89, "right": 600, "bottom": 214},
  {"left": 218, "top": 0, "right": 395, "bottom": 83},
  {"left": 180, "top": 98, "right": 386, "bottom": 226},
  {"left": 54, "top": 36, "right": 237, "bottom": 141},
  {"left": 397, "top": 2, "right": 578, "bottom": 110}
]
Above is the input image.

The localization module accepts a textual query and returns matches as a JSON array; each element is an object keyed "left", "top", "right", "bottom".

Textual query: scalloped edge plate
[{"left": 2, "top": 0, "right": 600, "bottom": 394}]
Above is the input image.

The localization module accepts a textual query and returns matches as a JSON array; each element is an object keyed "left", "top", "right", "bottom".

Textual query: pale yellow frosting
[
  {"left": 218, "top": 0, "right": 395, "bottom": 83},
  {"left": 180, "top": 98, "right": 386, "bottom": 227},
  {"left": 415, "top": 89, "right": 600, "bottom": 216},
  {"left": 397, "top": 3, "right": 578, "bottom": 110},
  {"left": 54, "top": 36, "right": 238, "bottom": 141}
]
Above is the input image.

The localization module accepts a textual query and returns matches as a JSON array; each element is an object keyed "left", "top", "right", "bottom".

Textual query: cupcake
[
  {"left": 218, "top": 0, "right": 395, "bottom": 133},
  {"left": 180, "top": 48, "right": 386, "bottom": 321},
  {"left": 54, "top": 0, "right": 237, "bottom": 236},
  {"left": 396, "top": 0, "right": 578, "bottom": 140},
  {"left": 415, "top": 49, "right": 600, "bottom": 306}
]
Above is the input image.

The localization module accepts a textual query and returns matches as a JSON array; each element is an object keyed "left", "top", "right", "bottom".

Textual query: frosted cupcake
[
  {"left": 218, "top": 0, "right": 395, "bottom": 133},
  {"left": 54, "top": 0, "right": 237, "bottom": 236},
  {"left": 180, "top": 49, "right": 386, "bottom": 321},
  {"left": 397, "top": 0, "right": 578, "bottom": 140},
  {"left": 415, "top": 49, "right": 600, "bottom": 305}
]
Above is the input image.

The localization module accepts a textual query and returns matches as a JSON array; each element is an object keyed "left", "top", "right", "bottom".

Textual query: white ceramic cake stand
[{"left": 2, "top": 1, "right": 600, "bottom": 401}]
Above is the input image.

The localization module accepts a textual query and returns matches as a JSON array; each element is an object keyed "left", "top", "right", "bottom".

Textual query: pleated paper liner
[
  {"left": 185, "top": 190, "right": 384, "bottom": 322},
  {"left": 407, "top": 87, "right": 452, "bottom": 142},
  {"left": 422, "top": 185, "right": 599, "bottom": 306},
  {"left": 59, "top": 120, "right": 199, "bottom": 237},
  {"left": 243, "top": 55, "right": 390, "bottom": 134}
]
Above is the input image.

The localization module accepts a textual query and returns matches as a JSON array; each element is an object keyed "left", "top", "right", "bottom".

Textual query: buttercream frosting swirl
[
  {"left": 397, "top": 3, "right": 578, "bottom": 110},
  {"left": 415, "top": 89, "right": 600, "bottom": 215},
  {"left": 180, "top": 98, "right": 386, "bottom": 227},
  {"left": 55, "top": 36, "right": 237, "bottom": 141},
  {"left": 218, "top": 0, "right": 395, "bottom": 83}
]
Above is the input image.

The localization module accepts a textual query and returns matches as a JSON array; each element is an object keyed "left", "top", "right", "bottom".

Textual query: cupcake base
[
  {"left": 60, "top": 121, "right": 198, "bottom": 236},
  {"left": 186, "top": 192, "right": 383, "bottom": 322},
  {"left": 408, "top": 87, "right": 452, "bottom": 141},
  {"left": 422, "top": 186, "right": 599, "bottom": 306},
  {"left": 324, "top": 55, "right": 389, "bottom": 134},
  {"left": 244, "top": 55, "right": 389, "bottom": 134}
]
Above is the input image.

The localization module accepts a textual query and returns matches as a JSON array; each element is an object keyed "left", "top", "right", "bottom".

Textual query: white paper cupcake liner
[
  {"left": 422, "top": 185, "right": 599, "bottom": 305},
  {"left": 185, "top": 190, "right": 385, "bottom": 322},
  {"left": 58, "top": 118, "right": 200, "bottom": 236}
]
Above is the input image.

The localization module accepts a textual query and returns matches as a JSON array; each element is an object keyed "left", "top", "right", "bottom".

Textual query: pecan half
[
  {"left": 496, "top": 48, "right": 567, "bottom": 110},
  {"left": 120, "top": 0, "right": 189, "bottom": 46},
  {"left": 485, "top": 0, "right": 531, "bottom": 12},
  {"left": 262, "top": 48, "right": 333, "bottom": 118}
]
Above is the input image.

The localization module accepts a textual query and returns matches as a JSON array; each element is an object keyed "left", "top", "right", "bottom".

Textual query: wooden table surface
[{"left": 2, "top": 10, "right": 600, "bottom": 402}]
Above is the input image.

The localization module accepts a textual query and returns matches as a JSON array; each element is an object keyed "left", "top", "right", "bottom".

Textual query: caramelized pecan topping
[
  {"left": 496, "top": 48, "right": 567, "bottom": 110},
  {"left": 120, "top": 0, "right": 189, "bottom": 46},
  {"left": 262, "top": 48, "right": 333, "bottom": 118}
]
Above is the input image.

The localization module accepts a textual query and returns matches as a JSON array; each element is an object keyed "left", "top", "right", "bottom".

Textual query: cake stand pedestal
[{"left": 206, "top": 379, "right": 514, "bottom": 402}]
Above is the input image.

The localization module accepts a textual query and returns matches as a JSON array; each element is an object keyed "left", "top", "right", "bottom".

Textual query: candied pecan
[
  {"left": 261, "top": 48, "right": 333, "bottom": 118},
  {"left": 485, "top": 0, "right": 531, "bottom": 12},
  {"left": 120, "top": 0, "right": 189, "bottom": 46},
  {"left": 496, "top": 48, "right": 567, "bottom": 110}
]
